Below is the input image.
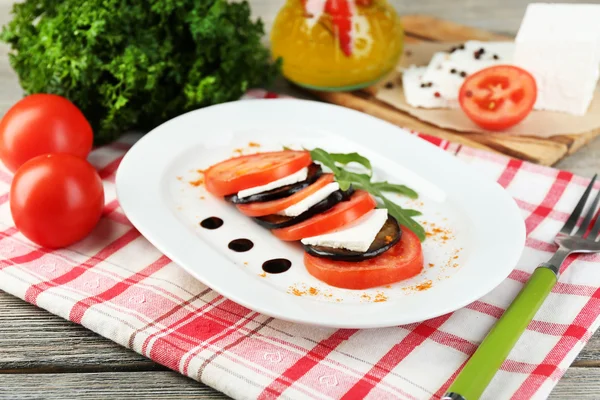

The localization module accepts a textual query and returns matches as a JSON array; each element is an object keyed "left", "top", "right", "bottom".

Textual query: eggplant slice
[
  {"left": 226, "top": 163, "right": 322, "bottom": 204},
  {"left": 303, "top": 215, "right": 401, "bottom": 262},
  {"left": 253, "top": 186, "right": 355, "bottom": 229}
]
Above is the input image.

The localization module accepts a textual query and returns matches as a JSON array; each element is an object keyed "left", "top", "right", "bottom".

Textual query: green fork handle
[{"left": 443, "top": 266, "right": 558, "bottom": 400}]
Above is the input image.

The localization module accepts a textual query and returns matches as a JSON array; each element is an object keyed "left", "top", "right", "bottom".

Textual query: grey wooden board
[
  {"left": 1, "top": 0, "right": 600, "bottom": 398},
  {"left": 0, "top": 368, "right": 598, "bottom": 400},
  {"left": 0, "top": 371, "right": 229, "bottom": 400},
  {"left": 0, "top": 368, "right": 599, "bottom": 400}
]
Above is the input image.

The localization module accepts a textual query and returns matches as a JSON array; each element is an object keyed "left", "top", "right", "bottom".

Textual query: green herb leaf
[
  {"left": 402, "top": 208, "right": 423, "bottom": 217},
  {"left": 309, "top": 148, "right": 425, "bottom": 241},
  {"left": 282, "top": 145, "right": 293, "bottom": 151},
  {"left": 328, "top": 152, "right": 372, "bottom": 176},
  {"left": 337, "top": 179, "right": 353, "bottom": 192},
  {"left": 382, "top": 198, "right": 426, "bottom": 241},
  {"left": 371, "top": 181, "right": 418, "bottom": 199},
  {"left": 309, "top": 148, "right": 340, "bottom": 174}
]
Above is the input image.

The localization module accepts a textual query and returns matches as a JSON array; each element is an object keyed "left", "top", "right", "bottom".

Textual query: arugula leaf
[
  {"left": 401, "top": 208, "right": 423, "bottom": 217},
  {"left": 382, "top": 198, "right": 426, "bottom": 240},
  {"left": 328, "top": 152, "right": 372, "bottom": 176},
  {"left": 371, "top": 181, "right": 418, "bottom": 199},
  {"left": 309, "top": 148, "right": 340, "bottom": 174},
  {"left": 309, "top": 148, "right": 426, "bottom": 241}
]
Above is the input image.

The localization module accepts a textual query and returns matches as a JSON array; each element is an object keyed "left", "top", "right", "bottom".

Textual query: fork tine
[
  {"left": 589, "top": 209, "right": 600, "bottom": 241},
  {"left": 560, "top": 174, "right": 597, "bottom": 235},
  {"left": 576, "top": 187, "right": 600, "bottom": 236}
]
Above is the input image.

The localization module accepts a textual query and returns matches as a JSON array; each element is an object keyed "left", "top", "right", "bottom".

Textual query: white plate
[{"left": 116, "top": 99, "right": 525, "bottom": 329}]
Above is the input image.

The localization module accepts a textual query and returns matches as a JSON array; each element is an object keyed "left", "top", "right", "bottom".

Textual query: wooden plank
[
  {"left": 549, "top": 367, "right": 600, "bottom": 399},
  {"left": 401, "top": 14, "right": 512, "bottom": 41},
  {"left": 0, "top": 291, "right": 158, "bottom": 372},
  {"left": 0, "top": 372, "right": 228, "bottom": 399},
  {"left": 0, "top": 368, "right": 597, "bottom": 399},
  {"left": 466, "top": 133, "right": 568, "bottom": 166}
]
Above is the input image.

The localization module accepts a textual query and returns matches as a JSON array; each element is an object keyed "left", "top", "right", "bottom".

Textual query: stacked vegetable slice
[{"left": 205, "top": 149, "right": 424, "bottom": 290}]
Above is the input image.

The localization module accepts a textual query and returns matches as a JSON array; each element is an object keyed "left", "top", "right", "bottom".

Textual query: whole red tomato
[
  {"left": 10, "top": 154, "right": 104, "bottom": 248},
  {"left": 0, "top": 94, "right": 93, "bottom": 172}
]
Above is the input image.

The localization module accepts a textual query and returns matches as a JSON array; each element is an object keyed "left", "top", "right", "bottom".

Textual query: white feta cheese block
[
  {"left": 276, "top": 182, "right": 340, "bottom": 217},
  {"left": 301, "top": 209, "right": 388, "bottom": 253},
  {"left": 513, "top": 3, "right": 600, "bottom": 115},
  {"left": 237, "top": 167, "right": 308, "bottom": 199},
  {"left": 402, "top": 65, "right": 457, "bottom": 109}
]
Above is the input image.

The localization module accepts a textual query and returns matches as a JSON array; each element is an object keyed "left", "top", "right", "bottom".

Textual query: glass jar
[{"left": 270, "top": 0, "right": 404, "bottom": 91}]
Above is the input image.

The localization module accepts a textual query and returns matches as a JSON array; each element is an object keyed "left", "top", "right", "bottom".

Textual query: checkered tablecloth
[{"left": 0, "top": 89, "right": 599, "bottom": 399}]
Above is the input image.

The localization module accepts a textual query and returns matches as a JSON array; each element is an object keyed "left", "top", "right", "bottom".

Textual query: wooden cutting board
[{"left": 310, "top": 15, "right": 600, "bottom": 166}]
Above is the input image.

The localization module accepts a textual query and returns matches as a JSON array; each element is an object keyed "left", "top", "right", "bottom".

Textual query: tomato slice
[
  {"left": 237, "top": 173, "right": 335, "bottom": 217},
  {"left": 205, "top": 151, "right": 312, "bottom": 197},
  {"left": 458, "top": 65, "right": 537, "bottom": 131},
  {"left": 272, "top": 190, "right": 376, "bottom": 241},
  {"left": 304, "top": 226, "right": 424, "bottom": 289}
]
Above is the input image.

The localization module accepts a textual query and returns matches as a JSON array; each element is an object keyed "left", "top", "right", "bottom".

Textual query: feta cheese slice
[
  {"left": 402, "top": 66, "right": 457, "bottom": 109},
  {"left": 402, "top": 42, "right": 515, "bottom": 109},
  {"left": 451, "top": 41, "right": 514, "bottom": 64},
  {"left": 301, "top": 209, "right": 388, "bottom": 253},
  {"left": 513, "top": 3, "right": 600, "bottom": 115},
  {"left": 276, "top": 182, "right": 340, "bottom": 217},
  {"left": 421, "top": 42, "right": 515, "bottom": 100},
  {"left": 237, "top": 167, "right": 308, "bottom": 199}
]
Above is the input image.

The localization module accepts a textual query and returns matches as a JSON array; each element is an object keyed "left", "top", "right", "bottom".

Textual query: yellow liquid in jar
[{"left": 270, "top": 0, "right": 404, "bottom": 90}]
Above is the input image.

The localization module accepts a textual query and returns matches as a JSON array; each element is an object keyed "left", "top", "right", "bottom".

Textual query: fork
[{"left": 443, "top": 174, "right": 600, "bottom": 400}]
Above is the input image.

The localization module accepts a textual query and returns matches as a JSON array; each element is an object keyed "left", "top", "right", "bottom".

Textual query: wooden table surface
[{"left": 1, "top": 1, "right": 600, "bottom": 398}]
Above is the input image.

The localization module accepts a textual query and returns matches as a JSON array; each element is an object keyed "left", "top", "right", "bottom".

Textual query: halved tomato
[
  {"left": 205, "top": 151, "right": 312, "bottom": 197},
  {"left": 304, "top": 226, "right": 423, "bottom": 289},
  {"left": 237, "top": 174, "right": 335, "bottom": 217},
  {"left": 272, "top": 190, "right": 376, "bottom": 241},
  {"left": 458, "top": 65, "right": 537, "bottom": 131}
]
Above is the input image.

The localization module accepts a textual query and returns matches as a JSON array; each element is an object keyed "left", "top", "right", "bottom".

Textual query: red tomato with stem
[
  {"left": 10, "top": 154, "right": 104, "bottom": 248},
  {"left": 458, "top": 65, "right": 537, "bottom": 131},
  {"left": 304, "top": 226, "right": 424, "bottom": 289},
  {"left": 0, "top": 94, "right": 93, "bottom": 172},
  {"left": 204, "top": 150, "right": 312, "bottom": 197}
]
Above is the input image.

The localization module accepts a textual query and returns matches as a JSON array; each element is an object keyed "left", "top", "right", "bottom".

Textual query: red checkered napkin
[{"left": 0, "top": 89, "right": 599, "bottom": 400}]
